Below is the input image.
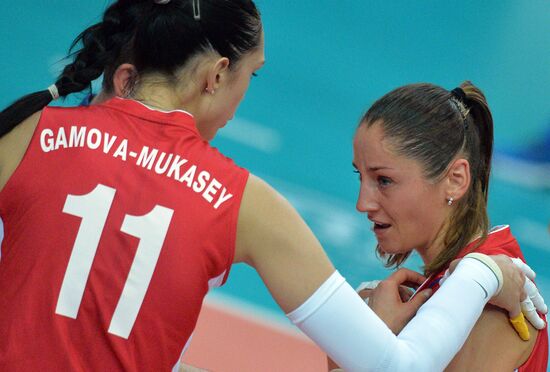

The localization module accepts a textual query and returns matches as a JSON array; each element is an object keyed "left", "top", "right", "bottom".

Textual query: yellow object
[{"left": 509, "top": 313, "right": 530, "bottom": 341}]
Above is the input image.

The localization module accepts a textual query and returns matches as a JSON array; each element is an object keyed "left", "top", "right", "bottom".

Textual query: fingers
[
  {"left": 511, "top": 257, "right": 536, "bottom": 281},
  {"left": 355, "top": 280, "right": 381, "bottom": 293},
  {"left": 521, "top": 277, "right": 547, "bottom": 329},
  {"left": 407, "top": 288, "right": 432, "bottom": 309},
  {"left": 398, "top": 285, "right": 415, "bottom": 302},
  {"left": 521, "top": 296, "right": 546, "bottom": 330},
  {"left": 401, "top": 281, "right": 422, "bottom": 290},
  {"left": 524, "top": 274, "right": 548, "bottom": 314},
  {"left": 356, "top": 281, "right": 380, "bottom": 306},
  {"left": 388, "top": 268, "right": 426, "bottom": 286},
  {"left": 510, "top": 258, "right": 547, "bottom": 327},
  {"left": 358, "top": 289, "right": 372, "bottom": 305},
  {"left": 508, "top": 300, "right": 522, "bottom": 319}
]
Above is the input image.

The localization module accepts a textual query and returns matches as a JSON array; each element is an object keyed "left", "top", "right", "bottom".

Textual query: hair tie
[
  {"left": 450, "top": 87, "right": 470, "bottom": 123},
  {"left": 48, "top": 84, "right": 60, "bottom": 100},
  {"left": 154, "top": 0, "right": 171, "bottom": 4},
  {"left": 192, "top": 0, "right": 201, "bottom": 20},
  {"left": 451, "top": 87, "right": 466, "bottom": 102}
]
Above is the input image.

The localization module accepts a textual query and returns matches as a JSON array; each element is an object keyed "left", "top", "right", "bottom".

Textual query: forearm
[{"left": 288, "top": 259, "right": 498, "bottom": 371}]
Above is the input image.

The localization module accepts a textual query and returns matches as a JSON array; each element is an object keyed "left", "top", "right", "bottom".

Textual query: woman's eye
[
  {"left": 252, "top": 72, "right": 258, "bottom": 77},
  {"left": 353, "top": 169, "right": 362, "bottom": 181},
  {"left": 378, "top": 176, "right": 392, "bottom": 187}
]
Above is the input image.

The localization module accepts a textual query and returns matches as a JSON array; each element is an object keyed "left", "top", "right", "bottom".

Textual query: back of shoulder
[
  {"left": 0, "top": 110, "right": 42, "bottom": 190},
  {"left": 0, "top": 105, "right": 91, "bottom": 190}
]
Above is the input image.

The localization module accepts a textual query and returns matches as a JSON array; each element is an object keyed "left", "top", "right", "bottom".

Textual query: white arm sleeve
[{"left": 287, "top": 258, "right": 498, "bottom": 371}]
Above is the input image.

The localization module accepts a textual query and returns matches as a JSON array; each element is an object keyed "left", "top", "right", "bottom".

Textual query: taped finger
[
  {"left": 521, "top": 297, "right": 546, "bottom": 330},
  {"left": 525, "top": 277, "right": 548, "bottom": 314},
  {"left": 509, "top": 312, "right": 530, "bottom": 341},
  {"left": 511, "top": 257, "right": 536, "bottom": 281}
]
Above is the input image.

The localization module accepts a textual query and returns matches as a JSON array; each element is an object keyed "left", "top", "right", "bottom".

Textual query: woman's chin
[{"left": 378, "top": 243, "right": 410, "bottom": 256}]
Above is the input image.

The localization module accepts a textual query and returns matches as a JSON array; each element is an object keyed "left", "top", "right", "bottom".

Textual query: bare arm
[
  {"left": 234, "top": 174, "right": 335, "bottom": 312},
  {"left": 445, "top": 305, "right": 536, "bottom": 371}
]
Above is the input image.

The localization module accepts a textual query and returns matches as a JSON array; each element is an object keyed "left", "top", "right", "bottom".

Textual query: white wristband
[{"left": 463, "top": 252, "right": 503, "bottom": 295}]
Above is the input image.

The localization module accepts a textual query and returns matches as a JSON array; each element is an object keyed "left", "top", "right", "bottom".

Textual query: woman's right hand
[
  {"left": 489, "top": 255, "right": 547, "bottom": 341},
  {"left": 447, "top": 254, "right": 547, "bottom": 340}
]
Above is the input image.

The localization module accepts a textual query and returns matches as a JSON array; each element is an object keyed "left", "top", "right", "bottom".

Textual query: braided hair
[{"left": 0, "top": 0, "right": 262, "bottom": 138}]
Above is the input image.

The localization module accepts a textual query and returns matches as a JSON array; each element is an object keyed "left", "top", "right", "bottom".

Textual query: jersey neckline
[
  {"left": 415, "top": 225, "right": 514, "bottom": 295},
  {"left": 456, "top": 225, "right": 513, "bottom": 259},
  {"left": 100, "top": 97, "right": 199, "bottom": 134}
]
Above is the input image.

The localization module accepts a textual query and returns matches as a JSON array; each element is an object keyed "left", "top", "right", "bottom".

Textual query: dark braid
[
  {"left": 0, "top": 1, "right": 144, "bottom": 137},
  {"left": 56, "top": 24, "right": 109, "bottom": 97},
  {"left": 0, "top": 0, "right": 262, "bottom": 138},
  {"left": 0, "top": 17, "right": 109, "bottom": 138},
  {"left": 0, "top": 3, "right": 127, "bottom": 137}
]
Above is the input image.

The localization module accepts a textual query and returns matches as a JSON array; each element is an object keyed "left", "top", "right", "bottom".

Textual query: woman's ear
[
  {"left": 445, "top": 158, "right": 471, "bottom": 201},
  {"left": 204, "top": 57, "right": 230, "bottom": 94},
  {"left": 113, "top": 63, "right": 138, "bottom": 97}
]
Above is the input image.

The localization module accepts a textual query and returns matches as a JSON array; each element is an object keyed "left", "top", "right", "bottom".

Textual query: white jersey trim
[
  {"left": 114, "top": 97, "right": 194, "bottom": 117},
  {"left": 489, "top": 224, "right": 509, "bottom": 234},
  {"left": 208, "top": 271, "right": 226, "bottom": 291}
]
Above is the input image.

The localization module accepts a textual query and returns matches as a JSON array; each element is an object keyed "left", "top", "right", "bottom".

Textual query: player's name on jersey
[{"left": 39, "top": 126, "right": 233, "bottom": 210}]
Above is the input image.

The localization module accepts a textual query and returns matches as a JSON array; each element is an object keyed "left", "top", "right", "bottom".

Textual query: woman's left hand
[{"left": 362, "top": 268, "right": 432, "bottom": 334}]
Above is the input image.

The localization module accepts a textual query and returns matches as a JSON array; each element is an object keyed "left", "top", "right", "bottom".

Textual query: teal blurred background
[{"left": 1, "top": 1, "right": 549, "bottom": 322}]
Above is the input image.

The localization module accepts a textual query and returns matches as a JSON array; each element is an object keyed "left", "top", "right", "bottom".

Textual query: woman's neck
[{"left": 417, "top": 228, "right": 483, "bottom": 267}]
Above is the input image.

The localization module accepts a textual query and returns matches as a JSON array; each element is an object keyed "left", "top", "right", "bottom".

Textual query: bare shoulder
[
  {"left": 0, "top": 111, "right": 42, "bottom": 190},
  {"left": 445, "top": 305, "right": 537, "bottom": 371},
  {"left": 234, "top": 173, "right": 312, "bottom": 264}
]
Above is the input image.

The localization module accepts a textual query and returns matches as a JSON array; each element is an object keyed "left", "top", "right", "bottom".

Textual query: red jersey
[
  {"left": 417, "top": 225, "right": 548, "bottom": 371},
  {"left": 0, "top": 98, "right": 249, "bottom": 371}
]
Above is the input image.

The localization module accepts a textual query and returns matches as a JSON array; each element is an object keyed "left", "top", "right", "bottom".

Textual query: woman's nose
[{"left": 356, "top": 183, "right": 379, "bottom": 213}]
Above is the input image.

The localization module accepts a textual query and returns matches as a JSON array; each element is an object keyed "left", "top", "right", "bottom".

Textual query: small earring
[
  {"left": 205, "top": 88, "right": 215, "bottom": 95},
  {"left": 447, "top": 197, "right": 454, "bottom": 206}
]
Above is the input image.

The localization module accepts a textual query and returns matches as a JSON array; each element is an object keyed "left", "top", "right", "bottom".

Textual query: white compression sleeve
[{"left": 287, "top": 258, "right": 498, "bottom": 371}]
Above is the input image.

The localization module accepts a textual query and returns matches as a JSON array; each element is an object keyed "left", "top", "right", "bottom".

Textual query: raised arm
[{"left": 234, "top": 174, "right": 527, "bottom": 371}]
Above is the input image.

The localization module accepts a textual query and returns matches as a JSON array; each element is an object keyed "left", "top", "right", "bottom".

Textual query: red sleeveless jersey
[
  {"left": 417, "top": 225, "right": 548, "bottom": 371},
  {"left": 0, "top": 98, "right": 249, "bottom": 371}
]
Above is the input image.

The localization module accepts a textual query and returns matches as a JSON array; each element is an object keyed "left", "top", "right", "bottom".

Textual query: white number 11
[{"left": 55, "top": 184, "right": 174, "bottom": 339}]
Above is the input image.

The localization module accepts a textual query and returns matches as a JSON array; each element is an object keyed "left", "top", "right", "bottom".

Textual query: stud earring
[
  {"left": 205, "top": 88, "right": 215, "bottom": 95},
  {"left": 447, "top": 197, "right": 454, "bottom": 206}
]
